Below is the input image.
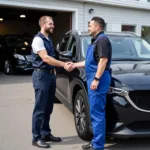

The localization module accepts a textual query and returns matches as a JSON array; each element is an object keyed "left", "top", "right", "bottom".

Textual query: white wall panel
[{"left": 1, "top": 0, "right": 150, "bottom": 35}]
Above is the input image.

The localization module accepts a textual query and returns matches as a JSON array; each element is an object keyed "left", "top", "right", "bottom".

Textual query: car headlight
[
  {"left": 108, "top": 87, "right": 128, "bottom": 96},
  {"left": 14, "top": 54, "right": 25, "bottom": 61}
]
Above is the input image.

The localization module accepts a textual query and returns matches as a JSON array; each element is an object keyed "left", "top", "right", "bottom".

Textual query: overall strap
[{"left": 93, "top": 33, "right": 106, "bottom": 44}]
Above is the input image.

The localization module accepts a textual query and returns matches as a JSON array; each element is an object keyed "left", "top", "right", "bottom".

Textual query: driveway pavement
[{"left": 0, "top": 72, "right": 150, "bottom": 150}]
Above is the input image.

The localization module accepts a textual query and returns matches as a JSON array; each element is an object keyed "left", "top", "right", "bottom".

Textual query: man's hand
[
  {"left": 64, "top": 62, "right": 75, "bottom": 72},
  {"left": 90, "top": 80, "right": 99, "bottom": 90},
  {"left": 63, "top": 61, "right": 85, "bottom": 71}
]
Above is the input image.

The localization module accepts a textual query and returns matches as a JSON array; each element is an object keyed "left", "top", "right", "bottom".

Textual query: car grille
[
  {"left": 127, "top": 121, "right": 150, "bottom": 131},
  {"left": 129, "top": 91, "right": 150, "bottom": 111},
  {"left": 25, "top": 55, "right": 33, "bottom": 62}
]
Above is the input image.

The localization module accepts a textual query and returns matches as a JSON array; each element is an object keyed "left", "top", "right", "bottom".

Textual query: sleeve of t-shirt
[
  {"left": 32, "top": 37, "right": 46, "bottom": 54},
  {"left": 96, "top": 37, "right": 110, "bottom": 60}
]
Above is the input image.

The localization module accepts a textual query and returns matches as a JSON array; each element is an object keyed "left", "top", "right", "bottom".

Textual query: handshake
[{"left": 63, "top": 62, "right": 75, "bottom": 72}]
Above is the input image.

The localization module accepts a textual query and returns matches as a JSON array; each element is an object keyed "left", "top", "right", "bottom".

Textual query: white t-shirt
[{"left": 32, "top": 37, "right": 49, "bottom": 54}]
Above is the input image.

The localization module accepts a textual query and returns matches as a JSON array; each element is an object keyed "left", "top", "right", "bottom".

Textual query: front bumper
[
  {"left": 106, "top": 88, "right": 150, "bottom": 138},
  {"left": 107, "top": 126, "right": 150, "bottom": 138},
  {"left": 15, "top": 63, "right": 33, "bottom": 71}
]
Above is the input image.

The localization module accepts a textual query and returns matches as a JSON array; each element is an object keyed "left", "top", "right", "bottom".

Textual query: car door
[
  {"left": 55, "top": 35, "right": 71, "bottom": 103},
  {"left": 56, "top": 35, "right": 78, "bottom": 104}
]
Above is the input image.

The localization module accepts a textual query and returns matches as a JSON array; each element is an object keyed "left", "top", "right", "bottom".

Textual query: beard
[
  {"left": 89, "top": 30, "right": 96, "bottom": 37},
  {"left": 45, "top": 28, "right": 53, "bottom": 34},
  {"left": 89, "top": 30, "right": 93, "bottom": 36}
]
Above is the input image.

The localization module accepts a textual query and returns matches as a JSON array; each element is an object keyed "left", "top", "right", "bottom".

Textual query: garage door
[{"left": 0, "top": 6, "right": 72, "bottom": 46}]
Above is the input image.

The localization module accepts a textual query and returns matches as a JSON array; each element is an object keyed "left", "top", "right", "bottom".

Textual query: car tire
[
  {"left": 74, "top": 89, "right": 93, "bottom": 141},
  {"left": 4, "top": 60, "right": 14, "bottom": 75}
]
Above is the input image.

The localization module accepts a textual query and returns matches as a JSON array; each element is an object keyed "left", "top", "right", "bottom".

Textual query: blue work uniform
[
  {"left": 85, "top": 33, "right": 111, "bottom": 150},
  {"left": 31, "top": 32, "right": 55, "bottom": 141}
]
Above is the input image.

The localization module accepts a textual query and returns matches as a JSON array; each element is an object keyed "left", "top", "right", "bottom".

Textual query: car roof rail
[
  {"left": 121, "top": 31, "right": 138, "bottom": 37},
  {"left": 65, "top": 30, "right": 81, "bottom": 35}
]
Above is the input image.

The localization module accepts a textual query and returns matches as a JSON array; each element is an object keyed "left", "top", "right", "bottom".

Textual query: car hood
[
  {"left": 9, "top": 46, "right": 31, "bottom": 55},
  {"left": 111, "top": 61, "right": 150, "bottom": 87}
]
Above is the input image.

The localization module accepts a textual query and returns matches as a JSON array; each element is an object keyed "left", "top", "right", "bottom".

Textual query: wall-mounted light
[
  {"left": 0, "top": 18, "right": 3, "bottom": 21},
  {"left": 89, "top": 8, "right": 94, "bottom": 14},
  {"left": 20, "top": 14, "right": 26, "bottom": 18}
]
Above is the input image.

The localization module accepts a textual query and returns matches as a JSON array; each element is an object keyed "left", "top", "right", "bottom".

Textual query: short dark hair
[{"left": 91, "top": 17, "right": 105, "bottom": 29}]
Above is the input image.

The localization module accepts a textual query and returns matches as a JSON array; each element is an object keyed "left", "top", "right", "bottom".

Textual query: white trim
[
  {"left": 72, "top": 11, "right": 78, "bottom": 30},
  {"left": 0, "top": 0, "right": 78, "bottom": 30},
  {"left": 136, "top": 25, "right": 142, "bottom": 36},
  {"left": 71, "top": 0, "right": 150, "bottom": 10},
  {"left": 0, "top": 0, "right": 76, "bottom": 11}
]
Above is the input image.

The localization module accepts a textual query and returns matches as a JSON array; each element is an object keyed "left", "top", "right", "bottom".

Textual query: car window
[
  {"left": 67, "top": 37, "right": 77, "bottom": 57},
  {"left": 110, "top": 36, "right": 150, "bottom": 59},
  {"left": 81, "top": 37, "right": 91, "bottom": 58},
  {"left": 81, "top": 35, "right": 150, "bottom": 60},
  {"left": 59, "top": 36, "right": 70, "bottom": 52},
  {"left": 4, "top": 36, "right": 31, "bottom": 47},
  {"left": 132, "top": 38, "right": 150, "bottom": 58},
  {"left": 110, "top": 36, "right": 138, "bottom": 58}
]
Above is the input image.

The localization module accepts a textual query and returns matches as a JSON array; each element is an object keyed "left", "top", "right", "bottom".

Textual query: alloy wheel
[{"left": 75, "top": 96, "right": 86, "bottom": 133}]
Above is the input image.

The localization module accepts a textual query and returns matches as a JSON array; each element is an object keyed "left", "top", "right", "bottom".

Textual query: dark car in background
[
  {"left": 0, "top": 35, "right": 33, "bottom": 75},
  {"left": 55, "top": 30, "right": 150, "bottom": 141}
]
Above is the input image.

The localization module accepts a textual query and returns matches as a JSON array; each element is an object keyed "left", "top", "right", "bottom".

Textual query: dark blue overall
[
  {"left": 31, "top": 32, "right": 55, "bottom": 141},
  {"left": 85, "top": 33, "right": 111, "bottom": 150}
]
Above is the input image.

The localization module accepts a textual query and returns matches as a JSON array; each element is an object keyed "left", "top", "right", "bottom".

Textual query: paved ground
[{"left": 0, "top": 72, "right": 150, "bottom": 150}]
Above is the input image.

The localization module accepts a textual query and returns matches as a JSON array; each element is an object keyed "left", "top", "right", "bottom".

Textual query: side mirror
[
  {"left": 60, "top": 51, "right": 72, "bottom": 58},
  {"left": 59, "top": 51, "right": 73, "bottom": 61}
]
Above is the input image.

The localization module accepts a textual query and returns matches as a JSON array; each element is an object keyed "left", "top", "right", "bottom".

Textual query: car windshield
[
  {"left": 5, "top": 36, "right": 32, "bottom": 47},
  {"left": 81, "top": 35, "right": 150, "bottom": 60}
]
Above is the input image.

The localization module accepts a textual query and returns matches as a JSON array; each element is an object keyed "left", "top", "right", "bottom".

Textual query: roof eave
[{"left": 71, "top": 0, "right": 150, "bottom": 10}]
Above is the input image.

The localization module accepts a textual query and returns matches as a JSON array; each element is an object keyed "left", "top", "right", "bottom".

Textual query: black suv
[
  {"left": 0, "top": 35, "right": 33, "bottom": 75},
  {"left": 55, "top": 30, "right": 150, "bottom": 141}
]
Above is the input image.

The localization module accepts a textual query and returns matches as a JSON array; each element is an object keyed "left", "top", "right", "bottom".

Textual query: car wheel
[
  {"left": 4, "top": 60, "right": 14, "bottom": 75},
  {"left": 74, "top": 89, "right": 93, "bottom": 141}
]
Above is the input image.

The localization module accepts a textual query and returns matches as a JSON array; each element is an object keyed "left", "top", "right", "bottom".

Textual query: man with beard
[
  {"left": 31, "top": 16, "right": 71, "bottom": 148},
  {"left": 69, "top": 17, "right": 112, "bottom": 150}
]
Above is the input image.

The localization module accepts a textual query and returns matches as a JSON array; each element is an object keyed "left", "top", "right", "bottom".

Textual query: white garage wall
[
  {"left": 0, "top": 0, "right": 84, "bottom": 31},
  {"left": 1, "top": 0, "right": 150, "bottom": 36},
  {"left": 83, "top": 3, "right": 150, "bottom": 36}
]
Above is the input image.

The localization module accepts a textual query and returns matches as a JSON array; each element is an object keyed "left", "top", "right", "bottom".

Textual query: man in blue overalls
[
  {"left": 72, "top": 17, "right": 112, "bottom": 150},
  {"left": 31, "top": 16, "right": 71, "bottom": 148}
]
